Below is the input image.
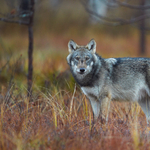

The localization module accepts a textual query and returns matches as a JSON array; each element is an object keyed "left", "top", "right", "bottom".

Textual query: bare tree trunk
[
  {"left": 0, "top": 0, "right": 35, "bottom": 98},
  {"left": 27, "top": 0, "right": 34, "bottom": 98},
  {"left": 139, "top": 0, "right": 146, "bottom": 55}
]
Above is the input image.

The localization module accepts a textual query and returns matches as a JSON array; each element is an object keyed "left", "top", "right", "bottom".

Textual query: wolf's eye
[
  {"left": 85, "top": 56, "right": 90, "bottom": 61},
  {"left": 75, "top": 56, "right": 80, "bottom": 60}
]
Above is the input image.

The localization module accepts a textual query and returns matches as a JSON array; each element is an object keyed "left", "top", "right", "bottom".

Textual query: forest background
[{"left": 0, "top": 0, "right": 150, "bottom": 149}]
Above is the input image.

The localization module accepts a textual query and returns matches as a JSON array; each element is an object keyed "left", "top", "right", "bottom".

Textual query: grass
[
  {"left": 1, "top": 30, "right": 150, "bottom": 149},
  {"left": 1, "top": 1, "right": 150, "bottom": 149},
  {"left": 1, "top": 28, "right": 150, "bottom": 149},
  {"left": 1, "top": 42, "right": 150, "bottom": 149},
  {"left": 0, "top": 84, "right": 150, "bottom": 150}
]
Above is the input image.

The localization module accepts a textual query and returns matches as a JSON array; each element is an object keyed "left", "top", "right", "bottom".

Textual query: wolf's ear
[
  {"left": 87, "top": 39, "right": 96, "bottom": 53},
  {"left": 68, "top": 40, "right": 77, "bottom": 53}
]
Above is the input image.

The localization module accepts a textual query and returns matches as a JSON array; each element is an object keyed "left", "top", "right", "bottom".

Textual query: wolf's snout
[{"left": 80, "top": 68, "right": 85, "bottom": 73}]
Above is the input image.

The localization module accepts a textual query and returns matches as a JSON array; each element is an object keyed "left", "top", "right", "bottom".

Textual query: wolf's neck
[{"left": 73, "top": 62, "right": 102, "bottom": 87}]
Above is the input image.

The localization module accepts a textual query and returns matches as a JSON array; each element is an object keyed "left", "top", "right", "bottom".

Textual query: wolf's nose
[{"left": 80, "top": 68, "right": 85, "bottom": 73}]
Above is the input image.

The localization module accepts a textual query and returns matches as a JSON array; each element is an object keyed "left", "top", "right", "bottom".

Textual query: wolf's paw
[{"left": 105, "top": 58, "right": 117, "bottom": 65}]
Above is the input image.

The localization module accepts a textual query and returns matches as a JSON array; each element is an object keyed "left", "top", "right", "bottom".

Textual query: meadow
[{"left": 1, "top": 1, "right": 150, "bottom": 149}]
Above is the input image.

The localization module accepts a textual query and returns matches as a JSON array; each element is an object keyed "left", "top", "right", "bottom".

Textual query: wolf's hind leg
[
  {"left": 100, "top": 97, "right": 111, "bottom": 123},
  {"left": 138, "top": 97, "right": 150, "bottom": 125}
]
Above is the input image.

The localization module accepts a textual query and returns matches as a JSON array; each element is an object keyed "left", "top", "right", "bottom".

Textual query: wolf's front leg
[
  {"left": 89, "top": 97, "right": 111, "bottom": 123},
  {"left": 89, "top": 99, "right": 101, "bottom": 123}
]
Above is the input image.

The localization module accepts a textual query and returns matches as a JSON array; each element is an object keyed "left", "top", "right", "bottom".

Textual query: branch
[
  {"left": 0, "top": 17, "right": 29, "bottom": 25},
  {"left": 0, "top": 60, "right": 10, "bottom": 74},
  {"left": 115, "top": 0, "right": 150, "bottom": 10},
  {"left": 81, "top": 1, "right": 150, "bottom": 26},
  {"left": 82, "top": 0, "right": 150, "bottom": 10}
]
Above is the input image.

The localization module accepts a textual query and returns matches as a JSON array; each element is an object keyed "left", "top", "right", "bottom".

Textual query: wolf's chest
[{"left": 81, "top": 86, "right": 100, "bottom": 98}]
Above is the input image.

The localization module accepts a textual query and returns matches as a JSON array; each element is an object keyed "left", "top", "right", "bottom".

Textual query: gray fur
[{"left": 67, "top": 39, "right": 150, "bottom": 124}]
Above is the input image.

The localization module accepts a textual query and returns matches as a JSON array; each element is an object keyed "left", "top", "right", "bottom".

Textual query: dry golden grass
[
  {"left": 1, "top": 30, "right": 150, "bottom": 149},
  {"left": 1, "top": 29, "right": 150, "bottom": 149},
  {"left": 0, "top": 84, "right": 150, "bottom": 150}
]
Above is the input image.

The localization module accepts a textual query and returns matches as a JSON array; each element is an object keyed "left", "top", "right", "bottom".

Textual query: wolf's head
[{"left": 67, "top": 39, "right": 99, "bottom": 80}]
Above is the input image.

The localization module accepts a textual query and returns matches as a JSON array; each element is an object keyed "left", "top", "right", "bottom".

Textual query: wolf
[{"left": 67, "top": 39, "right": 150, "bottom": 124}]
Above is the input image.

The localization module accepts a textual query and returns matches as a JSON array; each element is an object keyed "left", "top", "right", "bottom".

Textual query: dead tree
[
  {"left": 139, "top": 0, "right": 146, "bottom": 54},
  {"left": 0, "top": 0, "right": 35, "bottom": 97},
  {"left": 81, "top": 0, "right": 150, "bottom": 55},
  {"left": 27, "top": 0, "right": 34, "bottom": 98}
]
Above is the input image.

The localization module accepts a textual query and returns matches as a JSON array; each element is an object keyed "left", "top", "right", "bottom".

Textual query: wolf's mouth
[{"left": 78, "top": 72, "right": 85, "bottom": 75}]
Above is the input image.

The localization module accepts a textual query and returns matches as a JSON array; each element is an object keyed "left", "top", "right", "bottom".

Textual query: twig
[
  {"left": 0, "top": 17, "right": 29, "bottom": 25},
  {"left": 81, "top": 1, "right": 150, "bottom": 26},
  {"left": 0, "top": 60, "right": 10, "bottom": 74},
  {"left": 115, "top": 0, "right": 150, "bottom": 10},
  {"left": 70, "top": 84, "right": 76, "bottom": 118}
]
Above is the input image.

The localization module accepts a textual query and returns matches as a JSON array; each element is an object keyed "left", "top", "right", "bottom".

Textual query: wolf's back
[{"left": 110, "top": 57, "right": 150, "bottom": 94}]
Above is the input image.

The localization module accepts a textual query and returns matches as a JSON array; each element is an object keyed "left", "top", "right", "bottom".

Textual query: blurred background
[{"left": 0, "top": 0, "right": 150, "bottom": 94}]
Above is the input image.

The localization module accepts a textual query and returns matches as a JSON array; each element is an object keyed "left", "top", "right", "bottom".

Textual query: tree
[
  {"left": 81, "top": 0, "right": 150, "bottom": 55},
  {"left": 0, "top": 0, "right": 35, "bottom": 97}
]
